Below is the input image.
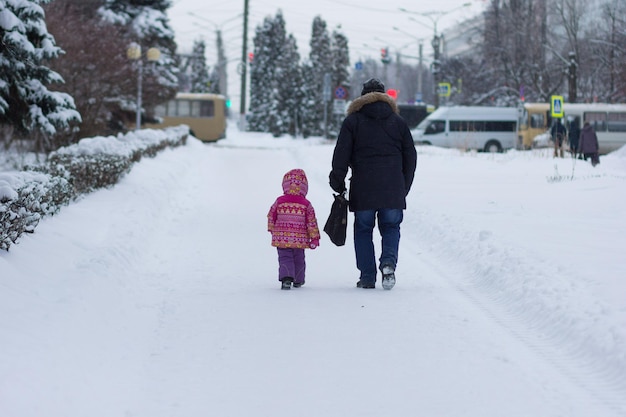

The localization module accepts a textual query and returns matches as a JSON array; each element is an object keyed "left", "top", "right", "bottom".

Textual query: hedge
[{"left": 0, "top": 126, "right": 189, "bottom": 251}]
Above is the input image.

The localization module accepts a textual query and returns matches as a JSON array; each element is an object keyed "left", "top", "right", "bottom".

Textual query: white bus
[
  {"left": 413, "top": 106, "right": 519, "bottom": 152},
  {"left": 562, "top": 103, "right": 626, "bottom": 154}
]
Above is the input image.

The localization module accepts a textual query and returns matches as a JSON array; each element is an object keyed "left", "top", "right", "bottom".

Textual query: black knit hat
[{"left": 361, "top": 78, "right": 385, "bottom": 95}]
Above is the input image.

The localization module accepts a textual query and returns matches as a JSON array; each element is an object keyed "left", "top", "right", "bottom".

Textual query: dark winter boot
[
  {"left": 381, "top": 265, "right": 396, "bottom": 290},
  {"left": 281, "top": 277, "right": 293, "bottom": 290}
]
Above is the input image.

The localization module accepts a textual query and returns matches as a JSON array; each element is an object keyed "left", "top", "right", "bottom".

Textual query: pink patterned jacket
[{"left": 267, "top": 169, "right": 320, "bottom": 249}]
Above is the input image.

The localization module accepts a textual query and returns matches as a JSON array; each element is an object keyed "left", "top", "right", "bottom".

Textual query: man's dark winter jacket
[{"left": 329, "top": 92, "right": 417, "bottom": 212}]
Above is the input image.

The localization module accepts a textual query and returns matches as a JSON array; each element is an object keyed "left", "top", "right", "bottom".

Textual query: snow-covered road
[{"left": 1, "top": 131, "right": 625, "bottom": 417}]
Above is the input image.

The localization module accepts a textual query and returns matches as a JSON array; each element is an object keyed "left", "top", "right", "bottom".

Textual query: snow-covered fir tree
[
  {"left": 247, "top": 13, "right": 350, "bottom": 138},
  {"left": 280, "top": 34, "right": 303, "bottom": 137},
  {"left": 299, "top": 61, "right": 320, "bottom": 138},
  {"left": 247, "top": 15, "right": 275, "bottom": 132},
  {"left": 191, "top": 30, "right": 227, "bottom": 95},
  {"left": 265, "top": 11, "right": 289, "bottom": 137},
  {"left": 98, "top": 0, "right": 178, "bottom": 117},
  {"left": 0, "top": 0, "right": 80, "bottom": 145},
  {"left": 190, "top": 39, "right": 210, "bottom": 93},
  {"left": 329, "top": 29, "right": 350, "bottom": 135},
  {"left": 307, "top": 16, "right": 332, "bottom": 137},
  {"left": 248, "top": 11, "right": 302, "bottom": 137},
  {"left": 213, "top": 29, "right": 227, "bottom": 96},
  {"left": 266, "top": 11, "right": 286, "bottom": 137},
  {"left": 208, "top": 67, "right": 220, "bottom": 94}
]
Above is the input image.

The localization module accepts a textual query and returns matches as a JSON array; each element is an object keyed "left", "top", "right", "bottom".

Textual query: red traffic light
[
  {"left": 248, "top": 52, "right": 254, "bottom": 63},
  {"left": 386, "top": 89, "right": 398, "bottom": 100},
  {"left": 380, "top": 47, "right": 391, "bottom": 64}
]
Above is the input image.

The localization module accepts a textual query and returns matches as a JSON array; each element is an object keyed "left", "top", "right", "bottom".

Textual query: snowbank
[{"left": 0, "top": 126, "right": 189, "bottom": 250}]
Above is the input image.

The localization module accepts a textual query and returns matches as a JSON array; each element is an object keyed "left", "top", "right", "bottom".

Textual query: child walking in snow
[{"left": 267, "top": 169, "right": 320, "bottom": 290}]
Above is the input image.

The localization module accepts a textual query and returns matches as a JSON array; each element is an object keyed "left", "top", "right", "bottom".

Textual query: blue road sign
[{"left": 334, "top": 86, "right": 347, "bottom": 100}]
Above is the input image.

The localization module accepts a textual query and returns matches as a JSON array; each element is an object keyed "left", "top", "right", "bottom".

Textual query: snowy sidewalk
[{"left": 1, "top": 135, "right": 625, "bottom": 417}]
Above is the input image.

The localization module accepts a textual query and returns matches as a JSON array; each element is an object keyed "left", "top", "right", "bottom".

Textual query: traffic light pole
[
  {"left": 568, "top": 51, "right": 577, "bottom": 103},
  {"left": 432, "top": 35, "right": 441, "bottom": 108},
  {"left": 380, "top": 47, "right": 390, "bottom": 86},
  {"left": 418, "top": 41, "right": 423, "bottom": 102}
]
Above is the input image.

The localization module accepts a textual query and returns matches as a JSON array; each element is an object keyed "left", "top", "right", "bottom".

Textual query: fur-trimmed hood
[{"left": 346, "top": 92, "right": 399, "bottom": 117}]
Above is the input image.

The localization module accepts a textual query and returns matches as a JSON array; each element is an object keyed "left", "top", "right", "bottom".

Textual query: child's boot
[{"left": 281, "top": 277, "right": 293, "bottom": 290}]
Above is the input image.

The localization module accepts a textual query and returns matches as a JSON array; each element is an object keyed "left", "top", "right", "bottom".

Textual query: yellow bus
[
  {"left": 147, "top": 93, "right": 227, "bottom": 142},
  {"left": 518, "top": 102, "right": 626, "bottom": 153},
  {"left": 518, "top": 102, "right": 550, "bottom": 149}
]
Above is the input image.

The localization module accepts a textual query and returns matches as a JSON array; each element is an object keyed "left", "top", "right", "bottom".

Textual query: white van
[
  {"left": 560, "top": 103, "right": 626, "bottom": 154},
  {"left": 413, "top": 106, "right": 519, "bottom": 152}
]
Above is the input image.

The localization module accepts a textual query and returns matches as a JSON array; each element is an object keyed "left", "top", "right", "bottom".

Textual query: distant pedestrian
[
  {"left": 568, "top": 119, "right": 581, "bottom": 158},
  {"left": 329, "top": 78, "right": 417, "bottom": 290},
  {"left": 578, "top": 122, "right": 600, "bottom": 166},
  {"left": 267, "top": 169, "right": 320, "bottom": 290},
  {"left": 551, "top": 119, "right": 567, "bottom": 158}
]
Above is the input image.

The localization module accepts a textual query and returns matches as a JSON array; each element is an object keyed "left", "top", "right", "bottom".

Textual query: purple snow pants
[{"left": 277, "top": 247, "right": 306, "bottom": 284}]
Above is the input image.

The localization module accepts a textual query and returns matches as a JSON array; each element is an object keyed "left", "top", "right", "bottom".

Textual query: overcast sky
[
  {"left": 167, "top": 0, "right": 487, "bottom": 107},
  {"left": 169, "top": 0, "right": 485, "bottom": 59}
]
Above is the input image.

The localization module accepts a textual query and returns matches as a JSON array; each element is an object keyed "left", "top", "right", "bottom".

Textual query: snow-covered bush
[
  {"left": 0, "top": 171, "right": 71, "bottom": 251},
  {"left": 45, "top": 153, "right": 133, "bottom": 195},
  {"left": 0, "top": 126, "right": 189, "bottom": 250}
]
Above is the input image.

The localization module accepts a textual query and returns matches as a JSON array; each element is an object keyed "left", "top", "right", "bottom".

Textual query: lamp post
[
  {"left": 400, "top": 3, "right": 471, "bottom": 108},
  {"left": 189, "top": 13, "right": 243, "bottom": 97},
  {"left": 127, "top": 43, "right": 160, "bottom": 130},
  {"left": 394, "top": 26, "right": 425, "bottom": 103},
  {"left": 543, "top": 44, "right": 579, "bottom": 103},
  {"left": 432, "top": 35, "right": 442, "bottom": 108}
]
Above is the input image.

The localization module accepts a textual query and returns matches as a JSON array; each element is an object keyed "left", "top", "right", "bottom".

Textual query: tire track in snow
[
  {"left": 401, "top": 209, "right": 626, "bottom": 416},
  {"left": 289, "top": 140, "right": 625, "bottom": 414}
]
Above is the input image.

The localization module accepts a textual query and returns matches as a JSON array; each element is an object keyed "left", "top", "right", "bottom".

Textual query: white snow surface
[{"left": 1, "top": 125, "right": 626, "bottom": 417}]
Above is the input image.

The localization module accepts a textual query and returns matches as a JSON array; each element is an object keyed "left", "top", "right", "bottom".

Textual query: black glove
[{"left": 329, "top": 176, "right": 346, "bottom": 194}]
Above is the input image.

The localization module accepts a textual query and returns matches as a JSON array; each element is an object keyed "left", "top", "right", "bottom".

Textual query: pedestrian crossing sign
[
  {"left": 551, "top": 95, "right": 564, "bottom": 118},
  {"left": 438, "top": 82, "right": 451, "bottom": 97}
]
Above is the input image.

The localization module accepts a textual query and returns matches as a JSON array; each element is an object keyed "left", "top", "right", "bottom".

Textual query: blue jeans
[{"left": 353, "top": 209, "right": 403, "bottom": 286}]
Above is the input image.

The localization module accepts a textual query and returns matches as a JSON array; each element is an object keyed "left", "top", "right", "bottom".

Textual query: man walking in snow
[{"left": 329, "top": 78, "right": 417, "bottom": 290}]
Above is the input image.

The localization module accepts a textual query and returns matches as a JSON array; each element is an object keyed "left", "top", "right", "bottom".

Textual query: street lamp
[
  {"left": 189, "top": 12, "right": 243, "bottom": 98},
  {"left": 399, "top": 3, "right": 471, "bottom": 108},
  {"left": 127, "top": 43, "right": 160, "bottom": 130},
  {"left": 543, "top": 43, "right": 579, "bottom": 103},
  {"left": 394, "top": 26, "right": 425, "bottom": 102},
  {"left": 431, "top": 35, "right": 442, "bottom": 107},
  {"left": 399, "top": 3, "right": 471, "bottom": 38}
]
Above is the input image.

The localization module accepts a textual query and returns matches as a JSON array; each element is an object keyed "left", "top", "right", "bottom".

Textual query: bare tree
[
  {"left": 44, "top": 0, "right": 136, "bottom": 140},
  {"left": 594, "top": 0, "right": 626, "bottom": 102}
]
